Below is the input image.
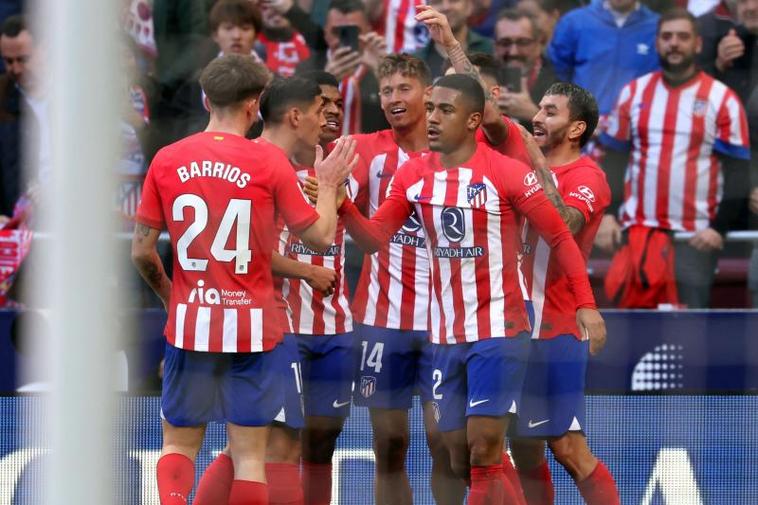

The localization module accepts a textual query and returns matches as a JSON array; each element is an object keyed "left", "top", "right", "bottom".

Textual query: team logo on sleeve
[
  {"left": 467, "top": 183, "right": 488, "bottom": 209},
  {"left": 578, "top": 185, "right": 595, "bottom": 202},
  {"left": 360, "top": 376, "right": 377, "bottom": 398},
  {"left": 441, "top": 207, "right": 466, "bottom": 243}
]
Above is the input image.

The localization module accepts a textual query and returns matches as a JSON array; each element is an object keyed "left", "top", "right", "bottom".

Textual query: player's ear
[
  {"left": 490, "top": 85, "right": 501, "bottom": 99},
  {"left": 569, "top": 120, "right": 586, "bottom": 144},
  {"left": 289, "top": 107, "right": 301, "bottom": 128},
  {"left": 467, "top": 111, "right": 482, "bottom": 132},
  {"left": 246, "top": 97, "right": 260, "bottom": 119}
]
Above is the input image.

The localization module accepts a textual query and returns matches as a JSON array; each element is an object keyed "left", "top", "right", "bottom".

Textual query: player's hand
[
  {"left": 498, "top": 79, "right": 538, "bottom": 122},
  {"left": 595, "top": 214, "right": 622, "bottom": 253},
  {"left": 577, "top": 308, "right": 606, "bottom": 356},
  {"left": 414, "top": 5, "right": 457, "bottom": 49},
  {"left": 689, "top": 227, "right": 724, "bottom": 252},
  {"left": 306, "top": 265, "right": 338, "bottom": 296},
  {"left": 516, "top": 123, "right": 548, "bottom": 169},
  {"left": 303, "top": 176, "right": 319, "bottom": 205},
  {"left": 360, "top": 31, "right": 387, "bottom": 72},
  {"left": 749, "top": 187, "right": 758, "bottom": 215},
  {"left": 315, "top": 136, "right": 359, "bottom": 188},
  {"left": 716, "top": 29, "right": 745, "bottom": 72},
  {"left": 325, "top": 46, "right": 362, "bottom": 81}
]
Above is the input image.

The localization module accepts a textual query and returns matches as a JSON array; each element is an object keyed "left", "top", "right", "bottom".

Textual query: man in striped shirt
[
  {"left": 340, "top": 73, "right": 606, "bottom": 505},
  {"left": 511, "top": 83, "right": 619, "bottom": 505},
  {"left": 599, "top": 8, "right": 751, "bottom": 308},
  {"left": 132, "top": 57, "right": 356, "bottom": 505}
]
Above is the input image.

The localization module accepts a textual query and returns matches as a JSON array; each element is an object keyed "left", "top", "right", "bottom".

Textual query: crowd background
[{"left": 1, "top": 0, "right": 757, "bottom": 309}]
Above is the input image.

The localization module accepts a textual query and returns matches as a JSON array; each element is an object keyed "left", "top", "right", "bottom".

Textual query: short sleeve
[
  {"left": 561, "top": 168, "right": 611, "bottom": 223},
  {"left": 135, "top": 161, "right": 165, "bottom": 230},
  {"left": 273, "top": 157, "right": 320, "bottom": 234},
  {"left": 714, "top": 89, "right": 751, "bottom": 160},
  {"left": 600, "top": 81, "right": 635, "bottom": 151}
]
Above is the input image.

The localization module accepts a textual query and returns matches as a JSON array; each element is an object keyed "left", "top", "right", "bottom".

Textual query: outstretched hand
[
  {"left": 304, "top": 175, "right": 348, "bottom": 209},
  {"left": 314, "top": 136, "right": 359, "bottom": 188},
  {"left": 414, "top": 5, "right": 457, "bottom": 49}
]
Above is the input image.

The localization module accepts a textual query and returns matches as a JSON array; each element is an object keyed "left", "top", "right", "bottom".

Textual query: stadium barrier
[{"left": 0, "top": 394, "right": 756, "bottom": 504}]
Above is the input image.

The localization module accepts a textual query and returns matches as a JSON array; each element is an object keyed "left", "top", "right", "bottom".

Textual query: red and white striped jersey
[
  {"left": 520, "top": 156, "right": 610, "bottom": 340},
  {"left": 341, "top": 143, "right": 597, "bottom": 344},
  {"left": 377, "top": 0, "right": 426, "bottom": 53},
  {"left": 277, "top": 166, "right": 356, "bottom": 335},
  {"left": 258, "top": 31, "right": 310, "bottom": 77},
  {"left": 602, "top": 70, "right": 749, "bottom": 232},
  {"left": 136, "top": 133, "right": 318, "bottom": 353},
  {"left": 350, "top": 130, "right": 431, "bottom": 331}
]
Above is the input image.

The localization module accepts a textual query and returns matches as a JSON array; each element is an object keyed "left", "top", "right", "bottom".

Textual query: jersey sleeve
[
  {"left": 714, "top": 89, "right": 750, "bottom": 160},
  {"left": 600, "top": 81, "right": 635, "bottom": 151},
  {"left": 135, "top": 160, "right": 165, "bottom": 230},
  {"left": 274, "top": 160, "right": 320, "bottom": 234},
  {"left": 494, "top": 157, "right": 545, "bottom": 215},
  {"left": 339, "top": 161, "right": 414, "bottom": 253},
  {"left": 561, "top": 168, "right": 611, "bottom": 223}
]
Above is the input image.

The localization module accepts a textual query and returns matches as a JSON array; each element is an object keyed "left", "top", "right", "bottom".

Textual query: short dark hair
[
  {"left": 544, "top": 82, "right": 599, "bottom": 147},
  {"left": 1, "top": 14, "right": 26, "bottom": 38},
  {"left": 467, "top": 52, "right": 500, "bottom": 83},
  {"left": 209, "top": 0, "right": 262, "bottom": 34},
  {"left": 297, "top": 70, "right": 340, "bottom": 89},
  {"left": 328, "top": 0, "right": 365, "bottom": 14},
  {"left": 496, "top": 8, "right": 540, "bottom": 41},
  {"left": 657, "top": 8, "right": 698, "bottom": 35},
  {"left": 377, "top": 53, "right": 432, "bottom": 86},
  {"left": 433, "top": 74, "right": 485, "bottom": 114},
  {"left": 199, "top": 54, "right": 270, "bottom": 109},
  {"left": 260, "top": 76, "right": 323, "bottom": 124}
]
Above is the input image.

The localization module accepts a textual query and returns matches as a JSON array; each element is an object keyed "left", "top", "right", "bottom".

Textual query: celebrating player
[
  {"left": 510, "top": 83, "right": 619, "bottom": 505},
  {"left": 131, "top": 56, "right": 356, "bottom": 505},
  {"left": 338, "top": 73, "right": 606, "bottom": 505}
]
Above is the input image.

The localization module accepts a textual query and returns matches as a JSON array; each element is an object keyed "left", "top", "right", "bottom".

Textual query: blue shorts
[
  {"left": 353, "top": 324, "right": 434, "bottom": 409},
  {"left": 515, "top": 335, "right": 588, "bottom": 438},
  {"left": 161, "top": 343, "right": 285, "bottom": 427},
  {"left": 431, "top": 334, "right": 530, "bottom": 432},
  {"left": 296, "top": 332, "right": 355, "bottom": 418},
  {"left": 273, "top": 334, "right": 305, "bottom": 429}
]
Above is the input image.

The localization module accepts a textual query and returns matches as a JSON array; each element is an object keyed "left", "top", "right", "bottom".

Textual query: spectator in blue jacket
[{"left": 548, "top": 0, "right": 660, "bottom": 117}]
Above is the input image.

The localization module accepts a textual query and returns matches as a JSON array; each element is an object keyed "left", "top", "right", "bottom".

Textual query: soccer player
[
  {"left": 509, "top": 83, "right": 619, "bottom": 505},
  {"left": 130, "top": 56, "right": 355, "bottom": 505},
  {"left": 338, "top": 73, "right": 606, "bottom": 505}
]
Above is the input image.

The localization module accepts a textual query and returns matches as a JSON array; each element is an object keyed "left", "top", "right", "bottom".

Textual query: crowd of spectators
[{"left": 1, "top": 0, "right": 758, "bottom": 309}]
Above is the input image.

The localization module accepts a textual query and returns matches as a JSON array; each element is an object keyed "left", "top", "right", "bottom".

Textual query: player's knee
[
  {"left": 448, "top": 456, "right": 470, "bottom": 481},
  {"left": 510, "top": 439, "right": 546, "bottom": 471},
  {"left": 548, "top": 434, "right": 595, "bottom": 478},
  {"left": 468, "top": 433, "right": 502, "bottom": 467},
  {"left": 375, "top": 430, "right": 410, "bottom": 461},
  {"left": 302, "top": 425, "right": 342, "bottom": 463}
]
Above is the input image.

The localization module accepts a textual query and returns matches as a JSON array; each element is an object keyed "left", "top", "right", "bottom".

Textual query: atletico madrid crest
[
  {"left": 360, "top": 376, "right": 377, "bottom": 398},
  {"left": 467, "top": 183, "right": 488, "bottom": 209}
]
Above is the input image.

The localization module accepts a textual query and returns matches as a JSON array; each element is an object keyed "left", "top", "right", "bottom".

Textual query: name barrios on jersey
[
  {"left": 188, "top": 279, "right": 252, "bottom": 306},
  {"left": 177, "top": 160, "right": 251, "bottom": 189}
]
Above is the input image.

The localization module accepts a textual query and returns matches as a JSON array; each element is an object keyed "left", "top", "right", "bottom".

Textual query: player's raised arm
[{"left": 297, "top": 136, "right": 359, "bottom": 250}]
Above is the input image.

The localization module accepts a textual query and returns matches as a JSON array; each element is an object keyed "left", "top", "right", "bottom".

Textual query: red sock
[
  {"left": 156, "top": 453, "right": 195, "bottom": 505},
  {"left": 501, "top": 453, "right": 527, "bottom": 505},
  {"left": 576, "top": 461, "right": 620, "bottom": 505},
  {"left": 469, "top": 465, "right": 504, "bottom": 505},
  {"left": 517, "top": 460, "right": 554, "bottom": 505},
  {"left": 266, "top": 462, "right": 304, "bottom": 505},
  {"left": 194, "top": 453, "right": 234, "bottom": 505},
  {"left": 228, "top": 479, "right": 268, "bottom": 505},
  {"left": 302, "top": 461, "right": 332, "bottom": 505}
]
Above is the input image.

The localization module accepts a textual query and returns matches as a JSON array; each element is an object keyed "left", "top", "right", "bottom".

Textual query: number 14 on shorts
[{"left": 360, "top": 341, "right": 384, "bottom": 373}]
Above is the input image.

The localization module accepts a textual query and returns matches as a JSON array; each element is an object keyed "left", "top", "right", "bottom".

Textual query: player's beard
[{"left": 659, "top": 52, "right": 695, "bottom": 75}]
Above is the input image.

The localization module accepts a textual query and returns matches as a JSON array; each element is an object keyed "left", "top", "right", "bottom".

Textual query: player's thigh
[
  {"left": 297, "top": 332, "right": 354, "bottom": 418},
  {"left": 440, "top": 428, "right": 470, "bottom": 481},
  {"left": 515, "top": 335, "right": 588, "bottom": 439},
  {"left": 355, "top": 325, "right": 425, "bottom": 410},
  {"left": 272, "top": 334, "right": 305, "bottom": 431},
  {"left": 161, "top": 419, "right": 206, "bottom": 460},
  {"left": 227, "top": 422, "right": 270, "bottom": 479},
  {"left": 369, "top": 408, "right": 410, "bottom": 459},
  {"left": 221, "top": 345, "right": 286, "bottom": 427},
  {"left": 266, "top": 424, "right": 301, "bottom": 464},
  {"left": 161, "top": 343, "right": 224, "bottom": 428},
  {"left": 430, "top": 343, "right": 468, "bottom": 433},
  {"left": 465, "top": 335, "right": 530, "bottom": 421}
]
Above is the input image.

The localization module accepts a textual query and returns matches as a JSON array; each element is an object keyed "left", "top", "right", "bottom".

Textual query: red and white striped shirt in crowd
[
  {"left": 340, "top": 64, "right": 369, "bottom": 135},
  {"left": 258, "top": 31, "right": 311, "bottom": 77},
  {"left": 136, "top": 134, "right": 318, "bottom": 353},
  {"left": 377, "top": 0, "right": 427, "bottom": 53},
  {"left": 350, "top": 130, "right": 431, "bottom": 331},
  {"left": 602, "top": 70, "right": 750, "bottom": 232},
  {"left": 520, "top": 156, "right": 610, "bottom": 340},
  {"left": 340, "top": 143, "right": 596, "bottom": 344},
  {"left": 277, "top": 166, "right": 356, "bottom": 335}
]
